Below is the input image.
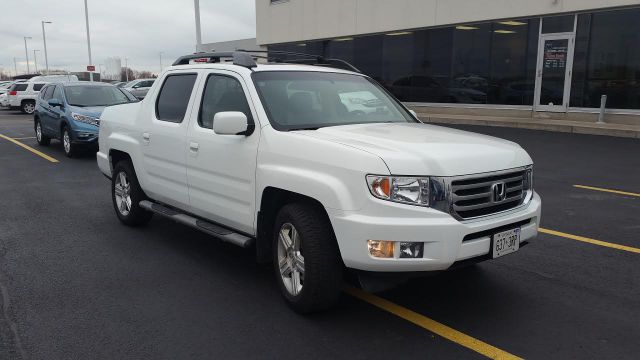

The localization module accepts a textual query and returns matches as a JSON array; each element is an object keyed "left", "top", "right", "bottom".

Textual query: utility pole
[
  {"left": 14, "top": 57, "right": 18, "bottom": 77},
  {"left": 42, "top": 21, "right": 52, "bottom": 75},
  {"left": 159, "top": 52, "right": 163, "bottom": 74},
  {"left": 23, "top": 36, "right": 32, "bottom": 74},
  {"left": 194, "top": 0, "right": 202, "bottom": 51},
  {"left": 125, "top": 58, "right": 129, "bottom": 82},
  {"left": 33, "top": 49, "right": 40, "bottom": 73},
  {"left": 83, "top": 0, "right": 93, "bottom": 81}
]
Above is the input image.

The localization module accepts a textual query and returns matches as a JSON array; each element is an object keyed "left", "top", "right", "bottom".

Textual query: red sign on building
[{"left": 86, "top": 65, "right": 96, "bottom": 72}]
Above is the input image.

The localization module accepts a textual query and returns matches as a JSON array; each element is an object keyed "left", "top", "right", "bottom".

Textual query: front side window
[
  {"left": 65, "top": 85, "right": 131, "bottom": 107},
  {"left": 199, "top": 74, "right": 253, "bottom": 129},
  {"left": 155, "top": 74, "right": 197, "bottom": 123},
  {"left": 42, "top": 85, "right": 55, "bottom": 100},
  {"left": 52, "top": 85, "right": 64, "bottom": 103},
  {"left": 252, "top": 71, "right": 415, "bottom": 131}
]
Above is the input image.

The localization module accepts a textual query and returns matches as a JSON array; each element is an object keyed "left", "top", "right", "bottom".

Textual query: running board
[{"left": 139, "top": 200, "right": 254, "bottom": 248}]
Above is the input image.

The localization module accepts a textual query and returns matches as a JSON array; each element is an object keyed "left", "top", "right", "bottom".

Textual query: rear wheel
[
  {"left": 111, "top": 161, "right": 153, "bottom": 226},
  {"left": 273, "top": 203, "right": 343, "bottom": 313},
  {"left": 21, "top": 101, "right": 35, "bottom": 114},
  {"left": 35, "top": 120, "right": 50, "bottom": 146}
]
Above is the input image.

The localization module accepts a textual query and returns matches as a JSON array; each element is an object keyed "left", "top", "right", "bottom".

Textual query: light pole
[
  {"left": 159, "top": 52, "right": 163, "bottom": 74},
  {"left": 13, "top": 57, "right": 18, "bottom": 77},
  {"left": 42, "top": 21, "right": 52, "bottom": 75},
  {"left": 194, "top": 0, "right": 202, "bottom": 51},
  {"left": 23, "top": 36, "right": 32, "bottom": 74},
  {"left": 124, "top": 57, "right": 129, "bottom": 82},
  {"left": 33, "top": 49, "right": 40, "bottom": 73},
  {"left": 83, "top": 0, "right": 93, "bottom": 81}
]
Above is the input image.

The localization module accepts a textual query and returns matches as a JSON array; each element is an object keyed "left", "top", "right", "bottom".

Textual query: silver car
[{"left": 123, "top": 79, "right": 155, "bottom": 99}]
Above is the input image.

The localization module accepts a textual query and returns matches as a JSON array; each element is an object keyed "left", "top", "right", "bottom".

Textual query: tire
[
  {"left": 273, "top": 203, "right": 343, "bottom": 313},
  {"left": 21, "top": 101, "right": 35, "bottom": 114},
  {"left": 61, "top": 126, "right": 76, "bottom": 158},
  {"left": 35, "top": 120, "right": 51, "bottom": 146},
  {"left": 111, "top": 161, "right": 153, "bottom": 226}
]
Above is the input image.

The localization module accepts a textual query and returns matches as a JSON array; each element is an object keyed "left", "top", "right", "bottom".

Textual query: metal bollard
[{"left": 597, "top": 95, "right": 607, "bottom": 124}]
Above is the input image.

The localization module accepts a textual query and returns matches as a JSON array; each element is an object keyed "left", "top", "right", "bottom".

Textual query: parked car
[
  {"left": 113, "top": 81, "right": 127, "bottom": 88},
  {"left": 29, "top": 74, "right": 79, "bottom": 83},
  {"left": 97, "top": 52, "right": 540, "bottom": 313},
  {"left": 34, "top": 82, "right": 137, "bottom": 157},
  {"left": 6, "top": 80, "right": 48, "bottom": 114},
  {"left": 122, "top": 78, "right": 155, "bottom": 99}
]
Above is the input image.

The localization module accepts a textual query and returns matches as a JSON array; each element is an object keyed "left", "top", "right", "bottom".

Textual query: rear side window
[
  {"left": 155, "top": 74, "right": 197, "bottom": 123},
  {"left": 33, "top": 83, "right": 45, "bottom": 91},
  {"left": 13, "top": 84, "right": 28, "bottom": 91},
  {"left": 199, "top": 75, "right": 253, "bottom": 129}
]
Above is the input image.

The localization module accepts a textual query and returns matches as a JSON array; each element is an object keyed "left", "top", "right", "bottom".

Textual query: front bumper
[{"left": 328, "top": 192, "right": 541, "bottom": 272}]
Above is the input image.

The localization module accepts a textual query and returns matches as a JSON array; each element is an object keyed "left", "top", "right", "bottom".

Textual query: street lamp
[
  {"left": 194, "top": 0, "right": 202, "bottom": 51},
  {"left": 23, "top": 36, "right": 32, "bottom": 74},
  {"left": 124, "top": 57, "right": 129, "bottom": 82},
  {"left": 42, "top": 21, "right": 52, "bottom": 75},
  {"left": 83, "top": 0, "right": 94, "bottom": 81},
  {"left": 159, "top": 52, "right": 164, "bottom": 74},
  {"left": 33, "top": 49, "right": 40, "bottom": 73}
]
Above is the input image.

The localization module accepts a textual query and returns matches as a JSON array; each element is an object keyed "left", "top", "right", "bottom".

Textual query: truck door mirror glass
[
  {"left": 48, "top": 98, "right": 62, "bottom": 107},
  {"left": 212, "top": 111, "right": 249, "bottom": 135}
]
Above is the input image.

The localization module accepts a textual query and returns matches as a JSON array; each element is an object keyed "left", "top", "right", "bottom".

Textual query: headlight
[
  {"left": 71, "top": 112, "right": 100, "bottom": 127},
  {"left": 366, "top": 175, "right": 430, "bottom": 206}
]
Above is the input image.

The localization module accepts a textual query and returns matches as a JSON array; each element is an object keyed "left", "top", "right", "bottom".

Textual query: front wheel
[
  {"left": 111, "top": 161, "right": 153, "bottom": 226},
  {"left": 273, "top": 203, "right": 343, "bottom": 313}
]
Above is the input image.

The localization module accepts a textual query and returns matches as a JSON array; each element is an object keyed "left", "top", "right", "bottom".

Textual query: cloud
[{"left": 0, "top": 0, "right": 256, "bottom": 75}]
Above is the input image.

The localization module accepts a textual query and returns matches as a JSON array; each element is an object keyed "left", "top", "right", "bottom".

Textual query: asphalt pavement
[{"left": 0, "top": 110, "right": 638, "bottom": 359}]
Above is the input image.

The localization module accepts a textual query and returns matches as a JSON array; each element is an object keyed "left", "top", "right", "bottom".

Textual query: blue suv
[{"left": 34, "top": 82, "right": 137, "bottom": 157}]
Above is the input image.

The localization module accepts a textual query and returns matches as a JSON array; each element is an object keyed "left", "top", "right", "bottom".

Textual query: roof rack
[
  {"left": 171, "top": 50, "right": 360, "bottom": 73},
  {"left": 238, "top": 49, "right": 361, "bottom": 73},
  {"left": 171, "top": 51, "right": 258, "bottom": 68}
]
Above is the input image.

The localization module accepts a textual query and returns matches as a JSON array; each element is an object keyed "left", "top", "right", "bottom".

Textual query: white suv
[
  {"left": 7, "top": 80, "right": 48, "bottom": 114},
  {"left": 96, "top": 52, "right": 541, "bottom": 313}
]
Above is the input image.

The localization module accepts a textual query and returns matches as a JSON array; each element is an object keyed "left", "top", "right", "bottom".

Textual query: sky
[{"left": 0, "top": 0, "right": 256, "bottom": 76}]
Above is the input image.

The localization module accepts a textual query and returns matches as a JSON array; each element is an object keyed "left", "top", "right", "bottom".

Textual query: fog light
[
  {"left": 399, "top": 242, "right": 423, "bottom": 258},
  {"left": 367, "top": 240, "right": 395, "bottom": 258}
]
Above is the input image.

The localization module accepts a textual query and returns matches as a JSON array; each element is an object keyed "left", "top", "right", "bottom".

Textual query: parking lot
[{"left": 0, "top": 110, "right": 638, "bottom": 359}]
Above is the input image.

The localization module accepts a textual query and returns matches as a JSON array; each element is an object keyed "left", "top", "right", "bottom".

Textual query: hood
[
  {"left": 68, "top": 105, "right": 106, "bottom": 119},
  {"left": 298, "top": 123, "right": 532, "bottom": 176}
]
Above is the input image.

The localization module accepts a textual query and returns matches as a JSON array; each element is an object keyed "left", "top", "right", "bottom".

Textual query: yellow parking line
[
  {"left": 539, "top": 228, "right": 640, "bottom": 254},
  {"left": 0, "top": 133, "right": 58, "bottom": 163},
  {"left": 573, "top": 185, "right": 640, "bottom": 198},
  {"left": 345, "top": 286, "right": 522, "bottom": 360},
  {"left": 12, "top": 136, "right": 36, "bottom": 140}
]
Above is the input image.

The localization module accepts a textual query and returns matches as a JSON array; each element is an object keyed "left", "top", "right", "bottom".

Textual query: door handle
[
  {"left": 142, "top": 132, "right": 150, "bottom": 145},
  {"left": 189, "top": 142, "right": 199, "bottom": 151}
]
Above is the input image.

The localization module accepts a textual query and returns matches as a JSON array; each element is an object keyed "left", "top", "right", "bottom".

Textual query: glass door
[{"left": 534, "top": 34, "right": 575, "bottom": 112}]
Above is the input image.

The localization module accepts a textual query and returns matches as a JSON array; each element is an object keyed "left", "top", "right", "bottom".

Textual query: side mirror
[
  {"left": 212, "top": 111, "right": 251, "bottom": 135},
  {"left": 48, "top": 98, "right": 62, "bottom": 107}
]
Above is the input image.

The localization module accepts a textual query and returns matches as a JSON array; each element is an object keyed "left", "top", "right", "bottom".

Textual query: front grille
[{"left": 451, "top": 169, "right": 528, "bottom": 219}]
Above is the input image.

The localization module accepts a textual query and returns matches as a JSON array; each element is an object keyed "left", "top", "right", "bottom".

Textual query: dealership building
[{"left": 257, "top": 0, "right": 640, "bottom": 126}]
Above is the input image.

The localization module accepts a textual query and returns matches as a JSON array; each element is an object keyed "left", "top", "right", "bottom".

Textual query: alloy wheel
[
  {"left": 63, "top": 130, "right": 71, "bottom": 154},
  {"left": 277, "top": 222, "right": 305, "bottom": 296},
  {"left": 114, "top": 171, "right": 132, "bottom": 216}
]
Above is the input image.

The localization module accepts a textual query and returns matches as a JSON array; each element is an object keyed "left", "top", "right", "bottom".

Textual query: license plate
[{"left": 492, "top": 227, "right": 520, "bottom": 258}]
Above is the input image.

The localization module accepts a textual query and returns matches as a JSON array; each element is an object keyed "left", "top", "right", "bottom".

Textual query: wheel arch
[{"left": 256, "top": 187, "right": 338, "bottom": 263}]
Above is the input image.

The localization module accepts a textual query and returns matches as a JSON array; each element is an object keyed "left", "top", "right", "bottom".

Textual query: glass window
[
  {"left": 52, "top": 85, "right": 64, "bottom": 102},
  {"left": 12, "top": 83, "right": 28, "bottom": 92},
  {"left": 541, "top": 15, "right": 574, "bottom": 34},
  {"left": 42, "top": 85, "right": 55, "bottom": 100},
  {"left": 155, "top": 74, "right": 197, "bottom": 122},
  {"left": 65, "top": 85, "right": 131, "bottom": 107},
  {"left": 33, "top": 83, "right": 45, "bottom": 91},
  {"left": 199, "top": 75, "right": 253, "bottom": 129},
  {"left": 252, "top": 71, "right": 415, "bottom": 131},
  {"left": 571, "top": 8, "right": 640, "bottom": 109}
]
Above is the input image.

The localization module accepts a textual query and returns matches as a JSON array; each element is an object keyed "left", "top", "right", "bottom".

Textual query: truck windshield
[
  {"left": 252, "top": 71, "right": 416, "bottom": 131},
  {"left": 65, "top": 86, "right": 132, "bottom": 107}
]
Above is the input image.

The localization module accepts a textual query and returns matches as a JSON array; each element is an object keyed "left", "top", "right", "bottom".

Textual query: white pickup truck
[{"left": 97, "top": 52, "right": 541, "bottom": 313}]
